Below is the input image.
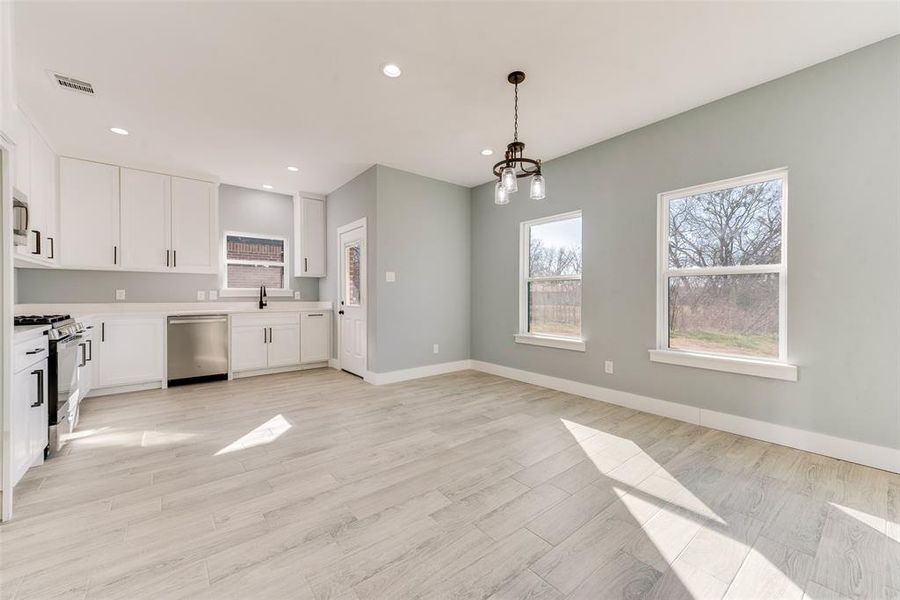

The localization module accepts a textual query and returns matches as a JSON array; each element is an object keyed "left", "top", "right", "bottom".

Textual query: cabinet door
[
  {"left": 300, "top": 312, "right": 330, "bottom": 364},
  {"left": 11, "top": 107, "right": 30, "bottom": 197},
  {"left": 78, "top": 327, "right": 95, "bottom": 400},
  {"left": 171, "top": 177, "right": 216, "bottom": 273},
  {"left": 11, "top": 368, "right": 34, "bottom": 486},
  {"left": 120, "top": 168, "right": 170, "bottom": 269},
  {"left": 294, "top": 196, "right": 325, "bottom": 277},
  {"left": 267, "top": 323, "right": 301, "bottom": 368},
  {"left": 231, "top": 325, "right": 268, "bottom": 372},
  {"left": 97, "top": 318, "right": 164, "bottom": 388},
  {"left": 59, "top": 158, "right": 120, "bottom": 268},
  {"left": 29, "top": 365, "right": 48, "bottom": 462},
  {"left": 30, "top": 126, "right": 57, "bottom": 262}
]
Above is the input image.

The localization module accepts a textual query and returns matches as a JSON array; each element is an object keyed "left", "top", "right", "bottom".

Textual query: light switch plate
[
  {"left": 208, "top": 290, "right": 218, "bottom": 301},
  {"left": 294, "top": 291, "right": 302, "bottom": 300},
  {"left": 115, "top": 289, "right": 126, "bottom": 301},
  {"left": 197, "top": 291, "right": 206, "bottom": 301},
  {"left": 433, "top": 344, "right": 439, "bottom": 354},
  {"left": 385, "top": 271, "right": 396, "bottom": 283},
  {"left": 604, "top": 360, "right": 614, "bottom": 374}
]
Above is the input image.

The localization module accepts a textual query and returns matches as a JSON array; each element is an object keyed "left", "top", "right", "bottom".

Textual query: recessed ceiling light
[
  {"left": 381, "top": 63, "right": 402, "bottom": 78},
  {"left": 287, "top": 166, "right": 299, "bottom": 172},
  {"left": 262, "top": 184, "right": 273, "bottom": 190},
  {"left": 109, "top": 127, "right": 129, "bottom": 135},
  {"left": 481, "top": 149, "right": 494, "bottom": 156}
]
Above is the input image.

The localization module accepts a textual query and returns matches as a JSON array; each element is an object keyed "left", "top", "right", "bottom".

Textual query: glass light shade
[
  {"left": 494, "top": 180, "right": 509, "bottom": 205},
  {"left": 501, "top": 167, "right": 518, "bottom": 192},
  {"left": 530, "top": 174, "right": 546, "bottom": 200}
]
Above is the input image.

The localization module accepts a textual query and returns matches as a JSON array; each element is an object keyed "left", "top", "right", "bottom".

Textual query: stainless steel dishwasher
[{"left": 167, "top": 315, "right": 229, "bottom": 385}]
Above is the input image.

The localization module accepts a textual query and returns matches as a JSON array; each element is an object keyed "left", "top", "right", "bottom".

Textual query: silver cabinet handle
[{"left": 306, "top": 313, "right": 324, "bottom": 317}]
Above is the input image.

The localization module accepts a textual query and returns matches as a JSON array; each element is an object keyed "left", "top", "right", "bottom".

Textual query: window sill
[
  {"left": 648, "top": 349, "right": 797, "bottom": 381},
  {"left": 219, "top": 288, "right": 294, "bottom": 298},
  {"left": 514, "top": 334, "right": 586, "bottom": 352}
]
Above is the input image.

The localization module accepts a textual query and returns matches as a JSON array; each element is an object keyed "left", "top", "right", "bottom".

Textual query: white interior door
[{"left": 338, "top": 222, "right": 366, "bottom": 377}]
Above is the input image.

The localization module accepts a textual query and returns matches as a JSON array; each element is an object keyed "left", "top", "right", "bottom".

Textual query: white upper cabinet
[
  {"left": 58, "top": 158, "right": 217, "bottom": 273},
  {"left": 12, "top": 109, "right": 59, "bottom": 264},
  {"left": 293, "top": 195, "right": 325, "bottom": 277},
  {"left": 121, "top": 168, "right": 171, "bottom": 270},
  {"left": 31, "top": 128, "right": 58, "bottom": 263},
  {"left": 171, "top": 176, "right": 217, "bottom": 273},
  {"left": 59, "top": 158, "right": 120, "bottom": 269}
]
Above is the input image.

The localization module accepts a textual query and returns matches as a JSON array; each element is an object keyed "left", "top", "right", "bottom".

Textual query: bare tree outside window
[
  {"left": 662, "top": 174, "right": 785, "bottom": 358},
  {"left": 523, "top": 214, "right": 582, "bottom": 338}
]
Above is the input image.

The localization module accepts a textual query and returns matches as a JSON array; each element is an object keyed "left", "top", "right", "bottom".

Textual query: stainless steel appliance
[
  {"left": 13, "top": 188, "right": 28, "bottom": 246},
  {"left": 167, "top": 315, "right": 228, "bottom": 385},
  {"left": 14, "top": 315, "right": 86, "bottom": 457}
]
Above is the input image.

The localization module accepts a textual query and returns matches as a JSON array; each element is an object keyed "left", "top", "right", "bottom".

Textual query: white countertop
[
  {"left": 13, "top": 324, "right": 50, "bottom": 344},
  {"left": 15, "top": 301, "right": 333, "bottom": 319}
]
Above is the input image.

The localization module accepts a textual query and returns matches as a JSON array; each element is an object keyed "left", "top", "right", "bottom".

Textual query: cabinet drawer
[
  {"left": 231, "top": 312, "right": 300, "bottom": 328},
  {"left": 14, "top": 337, "right": 49, "bottom": 373}
]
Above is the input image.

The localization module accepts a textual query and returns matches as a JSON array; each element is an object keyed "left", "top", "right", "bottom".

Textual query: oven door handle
[{"left": 30, "top": 369, "right": 44, "bottom": 407}]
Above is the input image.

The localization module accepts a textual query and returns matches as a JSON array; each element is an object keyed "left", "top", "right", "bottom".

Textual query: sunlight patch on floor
[
  {"left": 141, "top": 430, "right": 199, "bottom": 447},
  {"left": 215, "top": 414, "right": 292, "bottom": 456},
  {"left": 561, "top": 418, "right": 724, "bottom": 524}
]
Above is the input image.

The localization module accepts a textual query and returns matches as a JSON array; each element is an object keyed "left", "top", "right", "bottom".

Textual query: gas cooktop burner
[{"left": 14, "top": 314, "right": 72, "bottom": 326}]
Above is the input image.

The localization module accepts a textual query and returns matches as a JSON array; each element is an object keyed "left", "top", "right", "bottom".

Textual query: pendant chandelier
[{"left": 493, "top": 70, "right": 545, "bottom": 205}]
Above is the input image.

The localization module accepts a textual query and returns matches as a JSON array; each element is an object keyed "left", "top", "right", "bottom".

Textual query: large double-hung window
[{"left": 651, "top": 168, "right": 796, "bottom": 380}]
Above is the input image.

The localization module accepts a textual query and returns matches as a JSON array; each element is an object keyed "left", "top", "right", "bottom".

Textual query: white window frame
[
  {"left": 220, "top": 230, "right": 292, "bottom": 297},
  {"left": 515, "top": 210, "right": 585, "bottom": 352},
  {"left": 650, "top": 168, "right": 797, "bottom": 381}
]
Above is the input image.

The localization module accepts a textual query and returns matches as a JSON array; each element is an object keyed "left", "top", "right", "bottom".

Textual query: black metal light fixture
[{"left": 493, "top": 71, "right": 545, "bottom": 205}]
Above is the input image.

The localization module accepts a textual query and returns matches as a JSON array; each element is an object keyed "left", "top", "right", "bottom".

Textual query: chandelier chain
[{"left": 513, "top": 82, "right": 519, "bottom": 143}]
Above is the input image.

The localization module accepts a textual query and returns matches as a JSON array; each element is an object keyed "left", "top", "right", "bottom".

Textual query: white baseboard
[
  {"left": 470, "top": 360, "right": 699, "bottom": 424},
  {"left": 87, "top": 381, "right": 163, "bottom": 398},
  {"left": 365, "top": 360, "right": 473, "bottom": 386},
  {"left": 699, "top": 409, "right": 899, "bottom": 474},
  {"left": 328, "top": 359, "right": 340, "bottom": 370},
  {"left": 469, "top": 360, "right": 899, "bottom": 474}
]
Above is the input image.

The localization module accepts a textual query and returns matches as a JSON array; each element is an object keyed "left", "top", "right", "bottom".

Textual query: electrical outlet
[
  {"left": 386, "top": 271, "right": 396, "bottom": 283},
  {"left": 208, "top": 290, "right": 218, "bottom": 301},
  {"left": 604, "top": 360, "right": 614, "bottom": 374},
  {"left": 294, "top": 291, "right": 302, "bottom": 300},
  {"left": 433, "top": 344, "right": 439, "bottom": 354},
  {"left": 115, "top": 289, "right": 126, "bottom": 301},
  {"left": 197, "top": 291, "right": 206, "bottom": 301}
]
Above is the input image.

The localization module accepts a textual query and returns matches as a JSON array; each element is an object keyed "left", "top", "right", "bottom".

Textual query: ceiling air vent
[{"left": 48, "top": 71, "right": 94, "bottom": 95}]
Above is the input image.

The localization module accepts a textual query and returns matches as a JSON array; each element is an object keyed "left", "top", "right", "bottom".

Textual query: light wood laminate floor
[{"left": 1, "top": 369, "right": 898, "bottom": 600}]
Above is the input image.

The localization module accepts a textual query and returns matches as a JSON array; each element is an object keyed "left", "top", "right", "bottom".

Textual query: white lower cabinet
[
  {"left": 230, "top": 313, "right": 301, "bottom": 374},
  {"left": 231, "top": 323, "right": 270, "bottom": 372},
  {"left": 300, "top": 311, "right": 331, "bottom": 364},
  {"left": 11, "top": 338, "right": 49, "bottom": 488},
  {"left": 97, "top": 317, "right": 164, "bottom": 388},
  {"left": 78, "top": 321, "right": 97, "bottom": 402}
]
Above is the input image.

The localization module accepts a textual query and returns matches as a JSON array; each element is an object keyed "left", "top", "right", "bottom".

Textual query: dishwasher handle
[{"left": 168, "top": 315, "right": 227, "bottom": 325}]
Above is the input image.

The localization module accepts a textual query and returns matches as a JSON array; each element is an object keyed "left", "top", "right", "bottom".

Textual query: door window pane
[
  {"left": 668, "top": 178, "right": 782, "bottom": 268},
  {"left": 668, "top": 273, "right": 779, "bottom": 358},
  {"left": 528, "top": 280, "right": 582, "bottom": 337},
  {"left": 344, "top": 243, "right": 361, "bottom": 306},
  {"left": 529, "top": 217, "right": 582, "bottom": 277}
]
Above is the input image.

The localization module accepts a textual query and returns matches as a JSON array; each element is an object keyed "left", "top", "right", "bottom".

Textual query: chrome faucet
[{"left": 259, "top": 285, "right": 268, "bottom": 309}]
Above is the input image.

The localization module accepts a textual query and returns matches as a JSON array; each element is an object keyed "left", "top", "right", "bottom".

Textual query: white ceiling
[{"left": 14, "top": 2, "right": 900, "bottom": 195}]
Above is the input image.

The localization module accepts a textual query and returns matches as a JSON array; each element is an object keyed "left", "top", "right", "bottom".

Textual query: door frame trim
[{"left": 335, "top": 217, "right": 367, "bottom": 375}]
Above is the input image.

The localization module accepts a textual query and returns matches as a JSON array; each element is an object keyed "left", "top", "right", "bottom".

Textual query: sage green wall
[{"left": 470, "top": 36, "right": 900, "bottom": 448}]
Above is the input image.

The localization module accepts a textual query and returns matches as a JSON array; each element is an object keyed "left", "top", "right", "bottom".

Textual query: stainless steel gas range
[{"left": 14, "top": 315, "right": 89, "bottom": 457}]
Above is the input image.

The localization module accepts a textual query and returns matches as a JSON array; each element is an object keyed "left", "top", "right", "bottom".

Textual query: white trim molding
[
  {"left": 514, "top": 333, "right": 585, "bottom": 352},
  {"left": 648, "top": 349, "right": 798, "bottom": 381},
  {"left": 469, "top": 360, "right": 897, "bottom": 474},
  {"left": 365, "top": 360, "right": 473, "bottom": 386}
]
